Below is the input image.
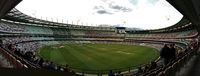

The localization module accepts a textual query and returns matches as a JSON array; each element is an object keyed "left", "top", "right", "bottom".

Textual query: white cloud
[{"left": 16, "top": 0, "right": 183, "bottom": 29}]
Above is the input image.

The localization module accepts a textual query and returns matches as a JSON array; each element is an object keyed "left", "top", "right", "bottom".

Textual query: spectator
[
  {"left": 108, "top": 70, "right": 115, "bottom": 76},
  {"left": 47, "top": 62, "right": 56, "bottom": 70},
  {"left": 42, "top": 60, "right": 50, "bottom": 68},
  {"left": 177, "top": 51, "right": 184, "bottom": 58},
  {"left": 115, "top": 71, "right": 123, "bottom": 76},
  {"left": 169, "top": 44, "right": 177, "bottom": 61},
  {"left": 8, "top": 44, "right": 13, "bottom": 50},
  {"left": 137, "top": 67, "right": 143, "bottom": 74},
  {"left": 33, "top": 56, "right": 39, "bottom": 64},
  {"left": 57, "top": 65, "right": 63, "bottom": 71},
  {"left": 38, "top": 58, "right": 44, "bottom": 66},
  {"left": 24, "top": 51, "right": 34, "bottom": 61},
  {"left": 144, "top": 65, "right": 149, "bottom": 72},
  {"left": 160, "top": 44, "right": 170, "bottom": 65},
  {"left": 14, "top": 49, "right": 20, "bottom": 56},
  {"left": 149, "top": 61, "right": 157, "bottom": 70},
  {"left": 63, "top": 64, "right": 70, "bottom": 72},
  {"left": 70, "top": 70, "right": 76, "bottom": 74},
  {"left": 0, "top": 39, "right": 2, "bottom": 47}
]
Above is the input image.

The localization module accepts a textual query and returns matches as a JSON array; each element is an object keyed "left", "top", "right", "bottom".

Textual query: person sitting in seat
[
  {"left": 149, "top": 61, "right": 157, "bottom": 70},
  {"left": 115, "top": 71, "right": 123, "bottom": 76},
  {"left": 38, "top": 58, "right": 44, "bottom": 66},
  {"left": 108, "top": 70, "right": 115, "bottom": 76},
  {"left": 63, "top": 64, "right": 70, "bottom": 72},
  {"left": 137, "top": 67, "right": 143, "bottom": 74}
]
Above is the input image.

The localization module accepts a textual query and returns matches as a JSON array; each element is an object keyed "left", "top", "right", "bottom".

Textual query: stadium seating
[
  {"left": 0, "top": 20, "right": 199, "bottom": 76},
  {"left": 24, "top": 26, "right": 53, "bottom": 34},
  {"left": 70, "top": 30, "right": 86, "bottom": 36},
  {"left": 0, "top": 21, "right": 25, "bottom": 33},
  {"left": 126, "top": 30, "right": 197, "bottom": 39}
]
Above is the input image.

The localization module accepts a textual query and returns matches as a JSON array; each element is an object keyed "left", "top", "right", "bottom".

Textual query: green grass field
[{"left": 37, "top": 43, "right": 159, "bottom": 74}]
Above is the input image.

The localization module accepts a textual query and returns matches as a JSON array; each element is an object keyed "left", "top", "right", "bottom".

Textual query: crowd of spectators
[
  {"left": 2, "top": 37, "right": 32, "bottom": 45},
  {"left": 0, "top": 35, "right": 197, "bottom": 76},
  {"left": 5, "top": 42, "right": 77, "bottom": 75},
  {"left": 160, "top": 43, "right": 177, "bottom": 65},
  {"left": 0, "top": 21, "right": 199, "bottom": 76},
  {"left": 108, "top": 70, "right": 123, "bottom": 76},
  {"left": 131, "top": 38, "right": 198, "bottom": 76},
  {"left": 0, "top": 21, "right": 25, "bottom": 32},
  {"left": 1, "top": 35, "right": 197, "bottom": 76}
]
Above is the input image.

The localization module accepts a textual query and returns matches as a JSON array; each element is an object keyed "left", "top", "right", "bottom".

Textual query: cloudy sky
[{"left": 16, "top": 0, "right": 183, "bottom": 29}]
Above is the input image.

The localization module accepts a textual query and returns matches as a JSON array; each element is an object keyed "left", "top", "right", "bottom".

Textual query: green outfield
[{"left": 37, "top": 43, "right": 159, "bottom": 74}]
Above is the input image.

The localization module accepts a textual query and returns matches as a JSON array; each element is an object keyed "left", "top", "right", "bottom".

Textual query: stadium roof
[
  {"left": 3, "top": 8, "right": 188, "bottom": 31},
  {"left": 0, "top": 0, "right": 22, "bottom": 19},
  {"left": 0, "top": 0, "right": 197, "bottom": 32},
  {"left": 3, "top": 8, "right": 67, "bottom": 27},
  {"left": 167, "top": 0, "right": 200, "bottom": 25},
  {"left": 3, "top": 8, "right": 190, "bottom": 30},
  {"left": 155, "top": 17, "right": 190, "bottom": 30},
  {"left": 15, "top": 0, "right": 183, "bottom": 29}
]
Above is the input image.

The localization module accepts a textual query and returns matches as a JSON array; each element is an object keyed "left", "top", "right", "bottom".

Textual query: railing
[
  {"left": 157, "top": 45, "right": 198, "bottom": 76},
  {"left": 1, "top": 47, "right": 40, "bottom": 68},
  {"left": 138, "top": 41, "right": 198, "bottom": 76},
  {"left": 62, "top": 64, "right": 146, "bottom": 75},
  {"left": 0, "top": 47, "right": 25, "bottom": 68}
]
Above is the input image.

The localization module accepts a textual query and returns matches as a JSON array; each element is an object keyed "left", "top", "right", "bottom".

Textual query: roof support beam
[
  {"left": 167, "top": 0, "right": 200, "bottom": 35},
  {"left": 0, "top": 0, "right": 22, "bottom": 19}
]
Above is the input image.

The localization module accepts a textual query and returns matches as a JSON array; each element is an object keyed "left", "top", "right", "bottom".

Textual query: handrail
[
  {"left": 1, "top": 47, "right": 40, "bottom": 68},
  {"left": 140, "top": 40, "right": 198, "bottom": 76},
  {"left": 0, "top": 47, "right": 24, "bottom": 68}
]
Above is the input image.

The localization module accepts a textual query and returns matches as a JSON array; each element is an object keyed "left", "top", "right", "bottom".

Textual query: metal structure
[
  {"left": 167, "top": 0, "right": 200, "bottom": 34},
  {"left": 0, "top": 0, "right": 22, "bottom": 19}
]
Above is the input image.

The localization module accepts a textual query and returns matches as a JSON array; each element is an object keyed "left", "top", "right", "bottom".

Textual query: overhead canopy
[
  {"left": 167, "top": 0, "right": 200, "bottom": 25},
  {"left": 3, "top": 8, "right": 73, "bottom": 27},
  {"left": 0, "top": 0, "right": 197, "bottom": 33},
  {"left": 0, "top": 0, "right": 22, "bottom": 19},
  {"left": 156, "top": 17, "right": 191, "bottom": 30}
]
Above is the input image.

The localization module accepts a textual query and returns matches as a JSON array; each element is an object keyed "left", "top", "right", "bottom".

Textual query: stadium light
[
  {"left": 51, "top": 18, "right": 53, "bottom": 22},
  {"left": 77, "top": 19, "right": 80, "bottom": 25},
  {"left": 81, "top": 22, "right": 83, "bottom": 26},
  {"left": 46, "top": 17, "right": 48, "bottom": 21}
]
